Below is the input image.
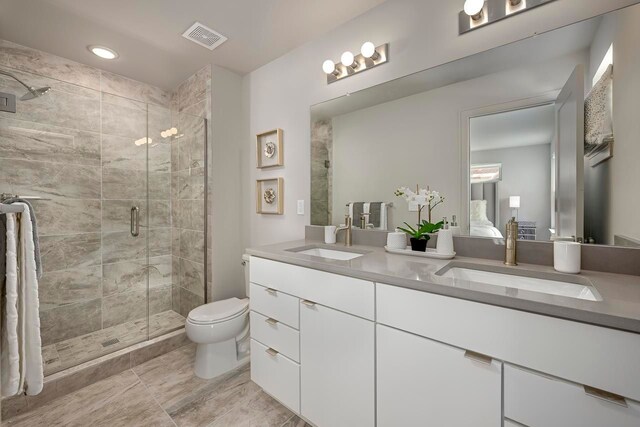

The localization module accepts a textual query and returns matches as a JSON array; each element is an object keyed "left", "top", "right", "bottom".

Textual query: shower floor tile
[{"left": 43, "top": 310, "right": 185, "bottom": 376}]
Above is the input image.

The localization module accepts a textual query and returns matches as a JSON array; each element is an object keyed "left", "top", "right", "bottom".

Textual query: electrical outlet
[{"left": 297, "top": 200, "right": 305, "bottom": 215}]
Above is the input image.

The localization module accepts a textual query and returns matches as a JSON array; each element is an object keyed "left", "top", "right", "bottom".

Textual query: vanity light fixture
[
  {"left": 322, "top": 42, "right": 389, "bottom": 84},
  {"left": 459, "top": 0, "right": 556, "bottom": 34},
  {"left": 361, "top": 42, "right": 380, "bottom": 60},
  {"left": 88, "top": 45, "right": 118, "bottom": 60},
  {"left": 341, "top": 51, "right": 358, "bottom": 70},
  {"left": 464, "top": 0, "right": 485, "bottom": 20}
]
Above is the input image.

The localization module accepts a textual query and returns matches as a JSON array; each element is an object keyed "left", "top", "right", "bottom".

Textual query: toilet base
[{"left": 194, "top": 337, "right": 247, "bottom": 379}]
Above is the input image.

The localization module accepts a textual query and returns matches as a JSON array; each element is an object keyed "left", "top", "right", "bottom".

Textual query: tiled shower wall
[
  {"left": 0, "top": 40, "right": 178, "bottom": 345},
  {"left": 310, "top": 120, "right": 333, "bottom": 226},
  {"left": 170, "top": 65, "right": 211, "bottom": 316}
]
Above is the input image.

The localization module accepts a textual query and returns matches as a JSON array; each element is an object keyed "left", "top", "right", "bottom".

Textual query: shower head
[
  {"left": 0, "top": 70, "right": 51, "bottom": 101},
  {"left": 20, "top": 86, "right": 51, "bottom": 101}
]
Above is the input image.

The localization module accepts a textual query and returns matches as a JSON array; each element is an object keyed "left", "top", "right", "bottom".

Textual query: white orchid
[{"left": 394, "top": 185, "right": 445, "bottom": 223}]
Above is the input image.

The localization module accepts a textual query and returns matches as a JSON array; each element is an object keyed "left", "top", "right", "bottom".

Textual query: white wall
[
  {"left": 209, "top": 66, "right": 246, "bottom": 299},
  {"left": 472, "top": 144, "right": 552, "bottom": 241},
  {"left": 329, "top": 52, "right": 585, "bottom": 230},
  {"left": 584, "top": 6, "right": 640, "bottom": 245},
  {"left": 244, "top": 0, "right": 638, "bottom": 247}
]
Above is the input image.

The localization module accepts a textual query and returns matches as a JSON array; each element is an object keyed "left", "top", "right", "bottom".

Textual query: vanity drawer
[
  {"left": 250, "top": 257, "right": 374, "bottom": 320},
  {"left": 504, "top": 364, "right": 640, "bottom": 427},
  {"left": 376, "top": 283, "right": 640, "bottom": 401},
  {"left": 250, "top": 311, "right": 300, "bottom": 362},
  {"left": 251, "top": 339, "right": 300, "bottom": 414},
  {"left": 250, "top": 282, "right": 299, "bottom": 329}
]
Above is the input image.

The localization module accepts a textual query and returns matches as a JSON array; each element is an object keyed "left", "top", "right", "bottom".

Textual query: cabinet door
[
  {"left": 300, "top": 301, "right": 374, "bottom": 427},
  {"left": 377, "top": 324, "right": 502, "bottom": 427}
]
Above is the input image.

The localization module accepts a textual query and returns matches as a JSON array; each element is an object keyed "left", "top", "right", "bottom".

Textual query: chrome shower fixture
[{"left": 0, "top": 70, "right": 51, "bottom": 100}]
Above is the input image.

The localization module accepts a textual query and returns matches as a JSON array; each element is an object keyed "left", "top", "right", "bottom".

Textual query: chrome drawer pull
[
  {"left": 301, "top": 300, "right": 316, "bottom": 307},
  {"left": 584, "top": 385, "right": 628, "bottom": 407},
  {"left": 265, "top": 288, "right": 277, "bottom": 295},
  {"left": 265, "top": 318, "right": 279, "bottom": 326},
  {"left": 463, "top": 350, "right": 493, "bottom": 365},
  {"left": 265, "top": 348, "right": 279, "bottom": 357}
]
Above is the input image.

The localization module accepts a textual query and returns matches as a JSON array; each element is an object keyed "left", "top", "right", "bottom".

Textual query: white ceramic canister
[
  {"left": 387, "top": 232, "right": 407, "bottom": 249},
  {"left": 554, "top": 241, "right": 581, "bottom": 273},
  {"left": 324, "top": 226, "right": 337, "bottom": 244}
]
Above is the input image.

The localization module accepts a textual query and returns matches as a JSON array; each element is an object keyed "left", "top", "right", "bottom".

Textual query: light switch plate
[
  {"left": 408, "top": 201, "right": 419, "bottom": 212},
  {"left": 297, "top": 200, "right": 305, "bottom": 215}
]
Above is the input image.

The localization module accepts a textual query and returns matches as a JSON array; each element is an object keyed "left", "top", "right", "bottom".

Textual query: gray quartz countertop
[{"left": 246, "top": 240, "right": 640, "bottom": 334}]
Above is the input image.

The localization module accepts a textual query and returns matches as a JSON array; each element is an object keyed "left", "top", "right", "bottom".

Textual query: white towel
[
  {"left": 1, "top": 204, "right": 44, "bottom": 397},
  {"left": 1, "top": 213, "right": 21, "bottom": 397}
]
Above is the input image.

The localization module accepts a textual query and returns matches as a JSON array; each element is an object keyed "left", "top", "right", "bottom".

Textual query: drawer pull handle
[
  {"left": 265, "top": 348, "right": 279, "bottom": 357},
  {"left": 265, "top": 318, "right": 279, "bottom": 326},
  {"left": 584, "top": 385, "right": 628, "bottom": 407},
  {"left": 301, "top": 300, "right": 316, "bottom": 307},
  {"left": 463, "top": 350, "right": 493, "bottom": 365},
  {"left": 265, "top": 288, "right": 277, "bottom": 295}
]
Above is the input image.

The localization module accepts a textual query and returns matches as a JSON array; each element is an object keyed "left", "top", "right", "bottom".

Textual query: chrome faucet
[
  {"left": 504, "top": 217, "right": 518, "bottom": 266},
  {"left": 335, "top": 215, "right": 353, "bottom": 246}
]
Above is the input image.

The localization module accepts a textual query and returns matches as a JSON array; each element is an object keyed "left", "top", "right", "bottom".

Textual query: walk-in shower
[{"left": 0, "top": 49, "right": 209, "bottom": 379}]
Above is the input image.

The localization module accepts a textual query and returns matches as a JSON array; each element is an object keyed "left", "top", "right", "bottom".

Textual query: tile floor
[
  {"left": 4, "top": 344, "right": 311, "bottom": 427},
  {"left": 42, "top": 310, "right": 185, "bottom": 376}
]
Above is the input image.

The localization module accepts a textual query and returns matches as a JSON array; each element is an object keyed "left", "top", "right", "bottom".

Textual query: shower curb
[{"left": 1, "top": 328, "right": 189, "bottom": 421}]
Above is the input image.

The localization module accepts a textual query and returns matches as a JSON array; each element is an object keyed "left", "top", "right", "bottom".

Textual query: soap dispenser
[
  {"left": 436, "top": 217, "right": 455, "bottom": 255},
  {"left": 450, "top": 215, "right": 461, "bottom": 236}
]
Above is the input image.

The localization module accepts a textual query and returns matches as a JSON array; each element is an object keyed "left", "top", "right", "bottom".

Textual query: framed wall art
[
  {"left": 256, "top": 128, "right": 283, "bottom": 168},
  {"left": 256, "top": 178, "right": 284, "bottom": 214}
]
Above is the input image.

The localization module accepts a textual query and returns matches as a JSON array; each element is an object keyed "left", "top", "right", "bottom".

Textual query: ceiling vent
[{"left": 182, "top": 22, "right": 227, "bottom": 50}]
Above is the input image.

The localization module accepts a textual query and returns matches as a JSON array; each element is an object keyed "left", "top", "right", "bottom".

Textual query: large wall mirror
[{"left": 310, "top": 3, "right": 640, "bottom": 248}]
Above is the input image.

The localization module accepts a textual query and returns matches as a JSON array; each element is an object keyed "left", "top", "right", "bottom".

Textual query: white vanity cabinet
[
  {"left": 377, "top": 324, "right": 502, "bottom": 427},
  {"left": 300, "top": 301, "right": 375, "bottom": 427},
  {"left": 249, "top": 257, "right": 375, "bottom": 426}
]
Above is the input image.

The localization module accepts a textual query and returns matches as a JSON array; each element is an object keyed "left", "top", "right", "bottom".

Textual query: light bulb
[
  {"left": 170, "top": 127, "right": 178, "bottom": 135},
  {"left": 360, "top": 42, "right": 377, "bottom": 59},
  {"left": 160, "top": 131, "right": 168, "bottom": 138},
  {"left": 322, "top": 59, "right": 336, "bottom": 74},
  {"left": 341, "top": 51, "right": 355, "bottom": 67},
  {"left": 464, "top": 0, "right": 484, "bottom": 18}
]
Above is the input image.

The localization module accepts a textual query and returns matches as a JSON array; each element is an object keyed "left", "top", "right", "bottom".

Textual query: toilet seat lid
[{"left": 187, "top": 298, "right": 249, "bottom": 324}]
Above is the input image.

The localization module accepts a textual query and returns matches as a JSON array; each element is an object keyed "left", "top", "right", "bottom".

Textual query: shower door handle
[{"left": 131, "top": 206, "right": 140, "bottom": 237}]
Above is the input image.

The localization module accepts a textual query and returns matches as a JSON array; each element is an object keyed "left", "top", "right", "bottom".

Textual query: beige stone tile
[
  {"left": 180, "top": 229, "right": 205, "bottom": 264},
  {"left": 32, "top": 198, "right": 101, "bottom": 236},
  {"left": 179, "top": 258, "right": 205, "bottom": 297},
  {"left": 103, "top": 255, "right": 172, "bottom": 296},
  {"left": 101, "top": 70, "right": 171, "bottom": 106},
  {"left": 0, "top": 40, "right": 101, "bottom": 91},
  {"left": 177, "top": 65, "right": 210, "bottom": 111},
  {"left": 39, "top": 233, "right": 101, "bottom": 272},
  {"left": 102, "top": 288, "right": 147, "bottom": 328},
  {"left": 208, "top": 389, "right": 295, "bottom": 427},
  {"left": 4, "top": 370, "right": 173, "bottom": 427},
  {"left": 102, "top": 167, "right": 146, "bottom": 200},
  {"left": 102, "top": 230, "right": 146, "bottom": 264},
  {"left": 0, "top": 158, "right": 101, "bottom": 200},
  {"left": 150, "top": 285, "right": 173, "bottom": 315},
  {"left": 150, "top": 227, "right": 172, "bottom": 257},
  {"left": 130, "top": 330, "right": 188, "bottom": 367},
  {"left": 149, "top": 171, "right": 171, "bottom": 199},
  {"left": 38, "top": 266, "right": 102, "bottom": 311},
  {"left": 0, "top": 117, "right": 100, "bottom": 165},
  {"left": 179, "top": 287, "right": 204, "bottom": 317},
  {"left": 39, "top": 299, "right": 102, "bottom": 346},
  {"left": 280, "top": 416, "right": 314, "bottom": 427},
  {"left": 166, "top": 364, "right": 263, "bottom": 426},
  {"left": 101, "top": 133, "right": 147, "bottom": 170}
]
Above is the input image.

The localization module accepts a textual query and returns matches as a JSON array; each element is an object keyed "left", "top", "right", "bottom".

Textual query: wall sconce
[
  {"left": 459, "top": 0, "right": 556, "bottom": 35},
  {"left": 322, "top": 42, "right": 389, "bottom": 84}
]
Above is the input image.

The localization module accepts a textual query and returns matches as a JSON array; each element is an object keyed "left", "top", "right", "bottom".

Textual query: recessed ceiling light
[{"left": 88, "top": 45, "right": 118, "bottom": 60}]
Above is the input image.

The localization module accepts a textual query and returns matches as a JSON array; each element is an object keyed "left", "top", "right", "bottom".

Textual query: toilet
[{"left": 186, "top": 254, "right": 251, "bottom": 379}]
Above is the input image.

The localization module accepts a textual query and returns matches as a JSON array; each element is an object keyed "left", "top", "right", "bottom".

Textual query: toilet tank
[{"left": 242, "top": 254, "right": 251, "bottom": 297}]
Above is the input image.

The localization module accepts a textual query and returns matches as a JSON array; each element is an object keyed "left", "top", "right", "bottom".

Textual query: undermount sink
[
  {"left": 437, "top": 264, "right": 602, "bottom": 301},
  {"left": 288, "top": 246, "right": 365, "bottom": 261}
]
